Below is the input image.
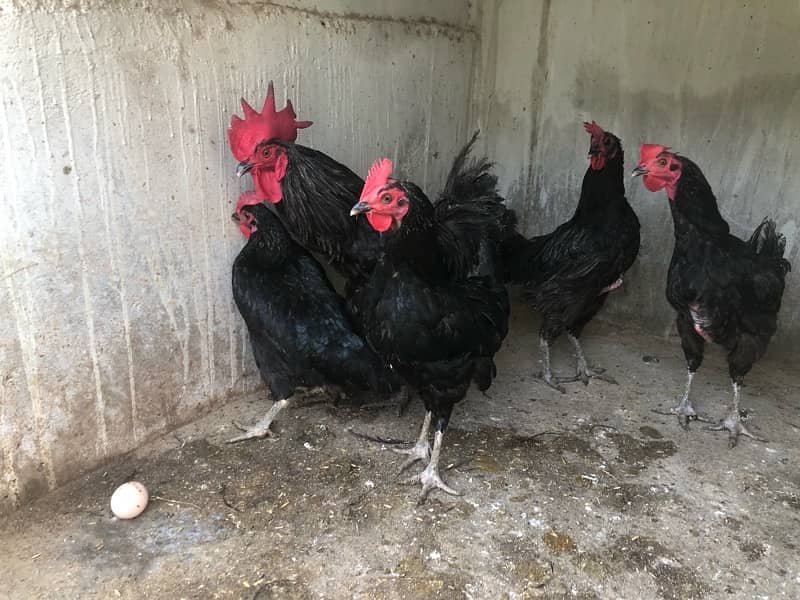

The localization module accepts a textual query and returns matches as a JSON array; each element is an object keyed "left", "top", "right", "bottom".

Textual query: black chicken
[
  {"left": 503, "top": 122, "right": 640, "bottom": 392},
  {"left": 633, "top": 144, "right": 790, "bottom": 446},
  {"left": 348, "top": 134, "right": 515, "bottom": 502},
  {"left": 229, "top": 192, "right": 398, "bottom": 442},
  {"left": 228, "top": 84, "right": 413, "bottom": 412}
]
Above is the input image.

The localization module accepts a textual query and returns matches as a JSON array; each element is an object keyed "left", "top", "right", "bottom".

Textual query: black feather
[{"left": 232, "top": 204, "right": 400, "bottom": 401}]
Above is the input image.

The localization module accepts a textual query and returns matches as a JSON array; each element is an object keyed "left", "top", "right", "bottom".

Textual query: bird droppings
[
  {"left": 639, "top": 425, "right": 665, "bottom": 439},
  {"left": 542, "top": 530, "right": 576, "bottom": 553},
  {"left": 0, "top": 319, "right": 798, "bottom": 599}
]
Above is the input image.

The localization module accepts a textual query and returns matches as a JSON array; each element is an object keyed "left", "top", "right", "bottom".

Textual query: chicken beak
[
  {"left": 631, "top": 165, "right": 647, "bottom": 178},
  {"left": 236, "top": 160, "right": 254, "bottom": 178},
  {"left": 350, "top": 200, "right": 372, "bottom": 217},
  {"left": 231, "top": 211, "right": 240, "bottom": 223}
]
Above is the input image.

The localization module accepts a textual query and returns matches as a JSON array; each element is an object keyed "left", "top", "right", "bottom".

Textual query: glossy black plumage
[
  {"left": 232, "top": 203, "right": 397, "bottom": 402},
  {"left": 349, "top": 135, "right": 515, "bottom": 434},
  {"left": 499, "top": 129, "right": 639, "bottom": 390},
  {"left": 665, "top": 157, "right": 790, "bottom": 384},
  {"left": 270, "top": 141, "right": 379, "bottom": 285},
  {"left": 504, "top": 131, "right": 640, "bottom": 342}
]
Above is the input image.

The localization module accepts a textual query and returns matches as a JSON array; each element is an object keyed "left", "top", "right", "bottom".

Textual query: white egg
[{"left": 110, "top": 481, "right": 149, "bottom": 519}]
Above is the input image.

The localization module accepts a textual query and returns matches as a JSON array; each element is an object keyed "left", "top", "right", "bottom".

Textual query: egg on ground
[{"left": 110, "top": 481, "right": 149, "bottom": 519}]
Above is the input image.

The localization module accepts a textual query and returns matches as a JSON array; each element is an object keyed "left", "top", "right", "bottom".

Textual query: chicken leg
[
  {"left": 669, "top": 370, "right": 698, "bottom": 428},
  {"left": 394, "top": 411, "right": 432, "bottom": 472},
  {"left": 556, "top": 334, "right": 618, "bottom": 386},
  {"left": 705, "top": 382, "right": 767, "bottom": 448},
  {"left": 533, "top": 336, "right": 566, "bottom": 394},
  {"left": 402, "top": 428, "right": 461, "bottom": 504},
  {"left": 228, "top": 397, "right": 292, "bottom": 442}
]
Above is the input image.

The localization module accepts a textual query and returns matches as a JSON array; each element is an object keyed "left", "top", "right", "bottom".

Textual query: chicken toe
[
  {"left": 556, "top": 334, "right": 618, "bottom": 386},
  {"left": 394, "top": 412, "right": 432, "bottom": 473},
  {"left": 705, "top": 413, "right": 767, "bottom": 448},
  {"left": 401, "top": 430, "right": 461, "bottom": 504},
  {"left": 227, "top": 398, "right": 291, "bottom": 443},
  {"left": 704, "top": 382, "right": 767, "bottom": 447}
]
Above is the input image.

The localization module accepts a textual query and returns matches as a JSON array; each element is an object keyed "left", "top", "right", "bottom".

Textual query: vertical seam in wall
[
  {"left": 55, "top": 20, "right": 109, "bottom": 459},
  {"left": 522, "top": 0, "right": 552, "bottom": 232}
]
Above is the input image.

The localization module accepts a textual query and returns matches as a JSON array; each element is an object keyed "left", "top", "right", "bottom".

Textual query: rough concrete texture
[
  {"left": 1, "top": 311, "right": 799, "bottom": 599},
  {"left": 0, "top": 1, "right": 475, "bottom": 509},
  {"left": 472, "top": 0, "right": 800, "bottom": 346}
]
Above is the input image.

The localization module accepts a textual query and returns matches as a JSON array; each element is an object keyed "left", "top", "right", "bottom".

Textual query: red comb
[
  {"left": 360, "top": 158, "right": 394, "bottom": 200},
  {"left": 235, "top": 190, "right": 262, "bottom": 213},
  {"left": 235, "top": 191, "right": 262, "bottom": 239},
  {"left": 638, "top": 143, "right": 671, "bottom": 164},
  {"left": 583, "top": 120, "right": 605, "bottom": 142},
  {"left": 227, "top": 81, "right": 313, "bottom": 161}
]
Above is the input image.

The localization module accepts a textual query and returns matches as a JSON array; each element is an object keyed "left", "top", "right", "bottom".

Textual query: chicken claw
[
  {"left": 227, "top": 398, "right": 291, "bottom": 443},
  {"left": 704, "top": 413, "right": 767, "bottom": 448},
  {"left": 403, "top": 461, "right": 461, "bottom": 505},
  {"left": 703, "top": 383, "right": 767, "bottom": 447},
  {"left": 394, "top": 411, "right": 432, "bottom": 472},
  {"left": 556, "top": 365, "right": 617, "bottom": 386},
  {"left": 395, "top": 440, "right": 432, "bottom": 473},
  {"left": 556, "top": 334, "right": 618, "bottom": 387},
  {"left": 400, "top": 429, "right": 461, "bottom": 504},
  {"left": 533, "top": 371, "right": 567, "bottom": 394}
]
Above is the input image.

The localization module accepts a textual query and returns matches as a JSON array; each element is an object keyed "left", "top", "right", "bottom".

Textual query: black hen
[
  {"left": 349, "top": 134, "right": 515, "bottom": 502},
  {"left": 503, "top": 122, "right": 640, "bottom": 392},
  {"left": 229, "top": 194, "right": 398, "bottom": 442},
  {"left": 633, "top": 144, "right": 790, "bottom": 446}
]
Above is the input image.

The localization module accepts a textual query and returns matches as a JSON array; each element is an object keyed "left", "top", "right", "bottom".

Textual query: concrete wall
[
  {"left": 472, "top": 0, "right": 800, "bottom": 345},
  {"left": 0, "top": 0, "right": 477, "bottom": 510}
]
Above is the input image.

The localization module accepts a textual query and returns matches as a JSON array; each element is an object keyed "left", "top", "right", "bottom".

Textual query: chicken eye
[
  {"left": 396, "top": 198, "right": 407, "bottom": 207},
  {"left": 262, "top": 147, "right": 271, "bottom": 158},
  {"left": 381, "top": 193, "right": 393, "bottom": 204},
  {"left": 657, "top": 158, "right": 667, "bottom": 167}
]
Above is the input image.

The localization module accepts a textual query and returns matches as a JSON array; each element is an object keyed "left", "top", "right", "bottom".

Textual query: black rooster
[
  {"left": 503, "top": 122, "right": 640, "bottom": 392},
  {"left": 633, "top": 144, "right": 790, "bottom": 446},
  {"left": 229, "top": 83, "right": 379, "bottom": 286},
  {"left": 229, "top": 192, "right": 398, "bottom": 442},
  {"left": 348, "top": 134, "right": 515, "bottom": 502}
]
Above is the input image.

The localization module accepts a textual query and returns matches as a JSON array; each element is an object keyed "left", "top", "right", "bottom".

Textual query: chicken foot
[
  {"left": 556, "top": 334, "right": 618, "bottom": 386},
  {"left": 394, "top": 411, "right": 431, "bottom": 472},
  {"left": 533, "top": 336, "right": 566, "bottom": 394},
  {"left": 705, "top": 382, "right": 767, "bottom": 448},
  {"left": 652, "top": 370, "right": 714, "bottom": 428},
  {"left": 228, "top": 397, "right": 292, "bottom": 443},
  {"left": 401, "top": 429, "right": 461, "bottom": 504}
]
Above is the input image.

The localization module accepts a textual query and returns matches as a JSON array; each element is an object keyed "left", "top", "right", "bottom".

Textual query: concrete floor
[{"left": 1, "top": 306, "right": 799, "bottom": 600}]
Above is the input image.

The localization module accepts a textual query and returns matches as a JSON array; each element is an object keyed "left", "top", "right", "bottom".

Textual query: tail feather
[
  {"left": 748, "top": 218, "right": 791, "bottom": 278},
  {"left": 435, "top": 131, "right": 519, "bottom": 280}
]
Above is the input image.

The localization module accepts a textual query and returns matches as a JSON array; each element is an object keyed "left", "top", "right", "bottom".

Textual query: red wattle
[
  {"left": 254, "top": 170, "right": 283, "bottom": 203},
  {"left": 366, "top": 212, "right": 393, "bottom": 232},
  {"left": 590, "top": 155, "right": 606, "bottom": 171},
  {"left": 643, "top": 174, "right": 665, "bottom": 193}
]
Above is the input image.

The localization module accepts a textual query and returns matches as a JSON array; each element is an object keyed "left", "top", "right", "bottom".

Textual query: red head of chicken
[
  {"left": 631, "top": 144, "right": 683, "bottom": 200},
  {"left": 583, "top": 121, "right": 621, "bottom": 171},
  {"left": 349, "top": 158, "right": 410, "bottom": 232},
  {"left": 228, "top": 82, "right": 312, "bottom": 203},
  {"left": 232, "top": 191, "right": 263, "bottom": 239}
]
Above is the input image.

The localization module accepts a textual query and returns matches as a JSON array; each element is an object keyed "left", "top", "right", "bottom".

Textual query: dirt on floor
[{"left": 1, "top": 309, "right": 799, "bottom": 600}]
